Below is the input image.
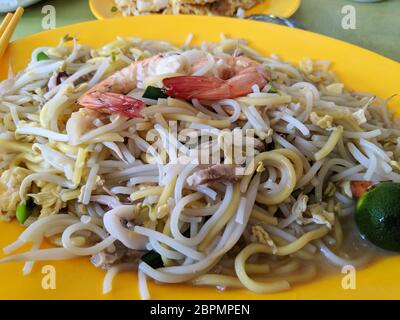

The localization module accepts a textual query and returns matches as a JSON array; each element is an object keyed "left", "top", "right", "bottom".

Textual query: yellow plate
[
  {"left": 1, "top": 15, "right": 400, "bottom": 300},
  {"left": 89, "top": 0, "right": 301, "bottom": 19}
]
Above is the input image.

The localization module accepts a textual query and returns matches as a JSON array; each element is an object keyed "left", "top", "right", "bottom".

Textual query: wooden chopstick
[
  {"left": 0, "top": 13, "right": 13, "bottom": 36},
  {"left": 0, "top": 7, "right": 24, "bottom": 60}
]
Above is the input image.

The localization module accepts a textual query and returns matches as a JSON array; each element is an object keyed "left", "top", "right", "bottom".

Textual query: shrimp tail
[
  {"left": 163, "top": 76, "right": 227, "bottom": 100},
  {"left": 77, "top": 92, "right": 145, "bottom": 118}
]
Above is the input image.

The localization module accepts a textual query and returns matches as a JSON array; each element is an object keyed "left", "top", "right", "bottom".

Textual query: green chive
[
  {"left": 142, "top": 86, "right": 168, "bottom": 100},
  {"left": 141, "top": 227, "right": 190, "bottom": 267},
  {"left": 268, "top": 86, "right": 278, "bottom": 94},
  {"left": 37, "top": 52, "right": 49, "bottom": 61},
  {"left": 16, "top": 198, "right": 34, "bottom": 225},
  {"left": 141, "top": 250, "right": 164, "bottom": 268},
  {"left": 111, "top": 51, "right": 117, "bottom": 62},
  {"left": 266, "top": 142, "right": 275, "bottom": 151},
  {"left": 182, "top": 227, "right": 191, "bottom": 238}
]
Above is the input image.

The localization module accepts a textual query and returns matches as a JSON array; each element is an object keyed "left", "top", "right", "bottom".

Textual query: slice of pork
[{"left": 187, "top": 164, "right": 241, "bottom": 186}]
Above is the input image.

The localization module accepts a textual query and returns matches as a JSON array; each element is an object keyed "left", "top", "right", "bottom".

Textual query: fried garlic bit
[
  {"left": 310, "top": 112, "right": 334, "bottom": 129},
  {"left": 325, "top": 83, "right": 344, "bottom": 95},
  {"left": 251, "top": 225, "right": 277, "bottom": 254},
  {"left": 296, "top": 203, "right": 335, "bottom": 229},
  {"left": 256, "top": 161, "right": 265, "bottom": 173},
  {"left": 299, "top": 58, "right": 313, "bottom": 74},
  {"left": 292, "top": 194, "right": 308, "bottom": 218},
  {"left": 29, "top": 182, "right": 66, "bottom": 217}
]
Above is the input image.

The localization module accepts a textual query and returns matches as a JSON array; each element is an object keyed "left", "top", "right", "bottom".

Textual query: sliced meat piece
[
  {"left": 90, "top": 241, "right": 141, "bottom": 270},
  {"left": 188, "top": 164, "right": 241, "bottom": 186},
  {"left": 90, "top": 251, "right": 123, "bottom": 270}
]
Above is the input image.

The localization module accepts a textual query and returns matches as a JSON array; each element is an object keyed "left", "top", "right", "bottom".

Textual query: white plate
[{"left": 0, "top": 0, "right": 43, "bottom": 13}]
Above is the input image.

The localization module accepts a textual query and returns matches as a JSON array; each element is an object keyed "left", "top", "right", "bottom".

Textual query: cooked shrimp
[
  {"left": 77, "top": 53, "right": 268, "bottom": 116},
  {"left": 351, "top": 181, "right": 373, "bottom": 198},
  {"left": 163, "top": 56, "right": 269, "bottom": 100},
  {"left": 77, "top": 54, "right": 190, "bottom": 117},
  {"left": 191, "top": 55, "right": 261, "bottom": 78}
]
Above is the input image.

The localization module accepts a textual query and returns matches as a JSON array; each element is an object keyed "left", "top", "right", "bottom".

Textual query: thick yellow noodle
[
  {"left": 274, "top": 149, "right": 304, "bottom": 181},
  {"left": 234, "top": 227, "right": 328, "bottom": 292},
  {"left": 314, "top": 126, "right": 344, "bottom": 160},
  {"left": 164, "top": 114, "right": 231, "bottom": 129}
]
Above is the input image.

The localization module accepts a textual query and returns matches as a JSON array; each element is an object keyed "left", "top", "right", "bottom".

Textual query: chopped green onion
[
  {"left": 266, "top": 142, "right": 275, "bottom": 151},
  {"left": 37, "top": 52, "right": 49, "bottom": 61},
  {"left": 141, "top": 228, "right": 191, "bottom": 267},
  {"left": 16, "top": 198, "right": 34, "bottom": 225},
  {"left": 182, "top": 227, "right": 191, "bottom": 238},
  {"left": 111, "top": 6, "right": 118, "bottom": 13},
  {"left": 110, "top": 51, "right": 118, "bottom": 62},
  {"left": 142, "top": 86, "right": 168, "bottom": 100},
  {"left": 141, "top": 250, "right": 164, "bottom": 268},
  {"left": 268, "top": 86, "right": 278, "bottom": 94}
]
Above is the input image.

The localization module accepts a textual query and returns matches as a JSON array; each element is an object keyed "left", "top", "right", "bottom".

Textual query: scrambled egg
[
  {"left": 29, "top": 183, "right": 67, "bottom": 217},
  {"left": 0, "top": 167, "right": 31, "bottom": 221},
  {"left": 325, "top": 83, "right": 344, "bottom": 95},
  {"left": 0, "top": 165, "right": 68, "bottom": 220},
  {"left": 299, "top": 58, "right": 313, "bottom": 74},
  {"left": 310, "top": 112, "right": 334, "bottom": 129},
  {"left": 292, "top": 194, "right": 308, "bottom": 217},
  {"left": 251, "top": 225, "right": 277, "bottom": 253},
  {"left": 296, "top": 204, "right": 335, "bottom": 229}
]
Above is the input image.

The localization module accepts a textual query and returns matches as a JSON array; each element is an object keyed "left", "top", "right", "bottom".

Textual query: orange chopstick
[{"left": 0, "top": 7, "right": 24, "bottom": 60}]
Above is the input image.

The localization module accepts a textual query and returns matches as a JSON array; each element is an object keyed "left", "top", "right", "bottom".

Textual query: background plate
[
  {"left": 89, "top": 0, "right": 302, "bottom": 19},
  {"left": 0, "top": 15, "right": 400, "bottom": 300}
]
